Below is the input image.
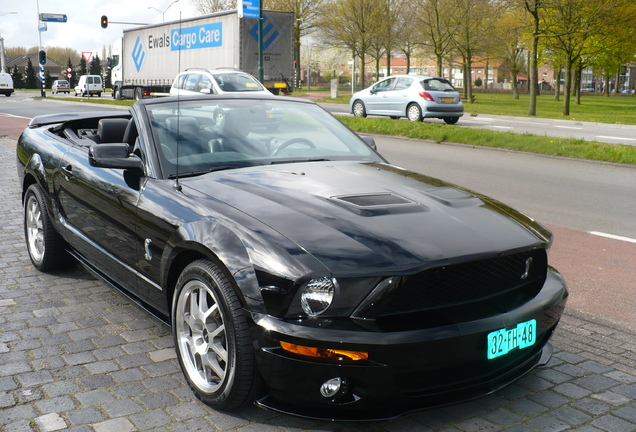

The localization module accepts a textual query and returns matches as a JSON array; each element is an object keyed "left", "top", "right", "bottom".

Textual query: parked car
[
  {"left": 170, "top": 68, "right": 272, "bottom": 97},
  {"left": 51, "top": 79, "right": 70, "bottom": 94},
  {"left": 74, "top": 75, "right": 103, "bottom": 97},
  {"left": 0, "top": 72, "right": 14, "bottom": 97},
  {"left": 350, "top": 75, "right": 464, "bottom": 124},
  {"left": 17, "top": 94, "right": 567, "bottom": 420}
]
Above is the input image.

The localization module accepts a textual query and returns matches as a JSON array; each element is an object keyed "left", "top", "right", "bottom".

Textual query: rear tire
[
  {"left": 172, "top": 260, "right": 256, "bottom": 410},
  {"left": 23, "top": 184, "right": 70, "bottom": 272},
  {"left": 407, "top": 103, "right": 422, "bottom": 122},
  {"left": 444, "top": 117, "right": 460, "bottom": 125},
  {"left": 352, "top": 100, "right": 367, "bottom": 118},
  {"left": 134, "top": 87, "right": 143, "bottom": 100}
]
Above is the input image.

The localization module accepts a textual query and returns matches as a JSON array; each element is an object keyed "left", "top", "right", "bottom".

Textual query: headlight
[{"left": 300, "top": 277, "right": 336, "bottom": 317}]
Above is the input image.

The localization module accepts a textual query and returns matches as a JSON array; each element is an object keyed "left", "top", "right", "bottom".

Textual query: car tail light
[{"left": 419, "top": 91, "right": 435, "bottom": 102}]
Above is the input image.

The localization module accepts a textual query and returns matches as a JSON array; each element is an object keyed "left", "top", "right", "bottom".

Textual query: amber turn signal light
[{"left": 280, "top": 341, "right": 369, "bottom": 362}]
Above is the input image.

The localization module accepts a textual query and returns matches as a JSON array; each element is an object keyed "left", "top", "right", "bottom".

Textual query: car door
[
  {"left": 56, "top": 119, "right": 144, "bottom": 291},
  {"left": 386, "top": 77, "right": 414, "bottom": 115},
  {"left": 365, "top": 77, "right": 396, "bottom": 115}
]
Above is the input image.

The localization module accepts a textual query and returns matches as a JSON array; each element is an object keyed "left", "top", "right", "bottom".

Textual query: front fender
[{"left": 161, "top": 219, "right": 324, "bottom": 314}]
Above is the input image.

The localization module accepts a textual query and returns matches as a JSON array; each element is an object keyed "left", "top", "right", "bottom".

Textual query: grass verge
[{"left": 339, "top": 116, "right": 636, "bottom": 166}]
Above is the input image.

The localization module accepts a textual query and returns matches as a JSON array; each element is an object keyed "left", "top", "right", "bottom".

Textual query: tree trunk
[
  {"left": 563, "top": 59, "right": 572, "bottom": 116},
  {"left": 528, "top": 13, "right": 539, "bottom": 116},
  {"left": 554, "top": 65, "right": 561, "bottom": 101},
  {"left": 604, "top": 75, "right": 610, "bottom": 97},
  {"left": 436, "top": 54, "right": 444, "bottom": 78},
  {"left": 484, "top": 61, "right": 489, "bottom": 89},
  {"left": 575, "top": 66, "right": 582, "bottom": 105}
]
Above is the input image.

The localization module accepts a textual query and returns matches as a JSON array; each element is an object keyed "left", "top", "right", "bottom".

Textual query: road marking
[
  {"left": 589, "top": 231, "right": 636, "bottom": 244},
  {"left": 596, "top": 135, "right": 636, "bottom": 141},
  {"left": 554, "top": 125, "right": 583, "bottom": 130},
  {"left": 490, "top": 126, "right": 513, "bottom": 130}
]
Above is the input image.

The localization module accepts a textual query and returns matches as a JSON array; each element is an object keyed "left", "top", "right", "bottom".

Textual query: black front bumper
[{"left": 251, "top": 269, "right": 568, "bottom": 420}]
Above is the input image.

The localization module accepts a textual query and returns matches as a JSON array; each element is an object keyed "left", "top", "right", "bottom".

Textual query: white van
[
  {"left": 0, "top": 73, "right": 14, "bottom": 97},
  {"left": 75, "top": 75, "right": 103, "bottom": 97}
]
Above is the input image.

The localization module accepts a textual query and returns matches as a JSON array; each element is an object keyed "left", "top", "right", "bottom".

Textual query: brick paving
[{"left": 1, "top": 136, "right": 635, "bottom": 431}]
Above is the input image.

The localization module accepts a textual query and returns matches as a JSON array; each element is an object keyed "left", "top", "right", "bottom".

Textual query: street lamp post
[
  {"left": 148, "top": 0, "right": 180, "bottom": 22},
  {"left": 0, "top": 12, "right": 18, "bottom": 73}
]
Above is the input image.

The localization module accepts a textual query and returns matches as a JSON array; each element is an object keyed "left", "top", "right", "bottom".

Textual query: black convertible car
[{"left": 16, "top": 95, "right": 568, "bottom": 420}]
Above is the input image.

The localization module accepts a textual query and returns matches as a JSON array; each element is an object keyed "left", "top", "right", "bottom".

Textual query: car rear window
[{"left": 422, "top": 78, "right": 455, "bottom": 91}]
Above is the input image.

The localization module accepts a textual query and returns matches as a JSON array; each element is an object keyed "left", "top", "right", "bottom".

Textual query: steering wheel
[{"left": 271, "top": 138, "right": 315, "bottom": 156}]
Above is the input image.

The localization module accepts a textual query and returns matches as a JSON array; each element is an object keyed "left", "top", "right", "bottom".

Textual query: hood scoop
[
  {"left": 331, "top": 193, "right": 426, "bottom": 217},
  {"left": 422, "top": 187, "right": 481, "bottom": 208}
]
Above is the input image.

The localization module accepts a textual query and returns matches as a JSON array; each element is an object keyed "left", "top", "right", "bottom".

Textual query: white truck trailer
[{"left": 109, "top": 9, "right": 294, "bottom": 100}]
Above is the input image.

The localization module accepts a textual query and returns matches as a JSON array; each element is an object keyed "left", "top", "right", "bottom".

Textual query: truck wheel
[
  {"left": 172, "top": 260, "right": 256, "bottom": 410},
  {"left": 134, "top": 87, "right": 143, "bottom": 100},
  {"left": 114, "top": 88, "right": 122, "bottom": 100},
  {"left": 23, "top": 184, "right": 70, "bottom": 272}
]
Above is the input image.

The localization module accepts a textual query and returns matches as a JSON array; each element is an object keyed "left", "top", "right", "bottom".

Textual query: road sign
[
  {"left": 238, "top": 0, "right": 260, "bottom": 19},
  {"left": 38, "top": 22, "right": 47, "bottom": 32},
  {"left": 39, "top": 13, "right": 68, "bottom": 23}
]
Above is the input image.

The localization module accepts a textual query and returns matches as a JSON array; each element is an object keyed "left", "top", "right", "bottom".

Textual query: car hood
[{"left": 185, "top": 161, "right": 550, "bottom": 276}]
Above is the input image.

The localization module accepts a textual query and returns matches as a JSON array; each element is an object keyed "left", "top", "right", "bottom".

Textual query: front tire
[
  {"left": 23, "top": 184, "right": 69, "bottom": 272},
  {"left": 352, "top": 100, "right": 367, "bottom": 118},
  {"left": 172, "top": 260, "right": 256, "bottom": 410}
]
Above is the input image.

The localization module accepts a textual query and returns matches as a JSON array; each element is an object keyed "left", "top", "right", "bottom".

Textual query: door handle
[{"left": 62, "top": 165, "right": 74, "bottom": 180}]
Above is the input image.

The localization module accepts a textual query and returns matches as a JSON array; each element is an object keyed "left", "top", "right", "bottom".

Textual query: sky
[{"left": 0, "top": 0, "right": 198, "bottom": 57}]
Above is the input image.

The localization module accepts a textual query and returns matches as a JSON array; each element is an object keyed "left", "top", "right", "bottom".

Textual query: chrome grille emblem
[{"left": 521, "top": 257, "right": 533, "bottom": 280}]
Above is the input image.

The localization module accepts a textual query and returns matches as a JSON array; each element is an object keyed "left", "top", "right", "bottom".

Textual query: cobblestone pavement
[{"left": 2, "top": 136, "right": 636, "bottom": 432}]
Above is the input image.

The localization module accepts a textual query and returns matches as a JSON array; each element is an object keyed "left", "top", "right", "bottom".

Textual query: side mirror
[
  {"left": 360, "top": 135, "right": 377, "bottom": 151},
  {"left": 89, "top": 143, "right": 143, "bottom": 170},
  {"left": 199, "top": 88, "right": 212, "bottom": 94}
]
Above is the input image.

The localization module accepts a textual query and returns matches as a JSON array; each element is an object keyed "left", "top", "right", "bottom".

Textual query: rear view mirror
[{"left": 359, "top": 135, "right": 376, "bottom": 151}]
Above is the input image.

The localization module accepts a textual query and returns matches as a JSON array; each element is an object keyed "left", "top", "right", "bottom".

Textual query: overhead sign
[
  {"left": 39, "top": 13, "right": 68, "bottom": 23},
  {"left": 237, "top": 0, "right": 260, "bottom": 19}
]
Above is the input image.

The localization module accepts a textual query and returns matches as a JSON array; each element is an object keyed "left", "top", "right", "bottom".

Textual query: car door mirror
[
  {"left": 359, "top": 135, "right": 377, "bottom": 151},
  {"left": 89, "top": 143, "right": 143, "bottom": 170}
]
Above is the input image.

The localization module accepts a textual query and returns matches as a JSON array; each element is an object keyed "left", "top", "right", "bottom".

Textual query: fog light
[{"left": 320, "top": 377, "right": 346, "bottom": 398}]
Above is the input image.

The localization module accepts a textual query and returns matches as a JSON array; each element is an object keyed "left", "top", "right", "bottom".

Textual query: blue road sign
[{"left": 39, "top": 13, "right": 68, "bottom": 23}]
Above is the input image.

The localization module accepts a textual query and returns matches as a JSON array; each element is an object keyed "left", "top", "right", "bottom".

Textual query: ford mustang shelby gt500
[{"left": 17, "top": 95, "right": 567, "bottom": 420}]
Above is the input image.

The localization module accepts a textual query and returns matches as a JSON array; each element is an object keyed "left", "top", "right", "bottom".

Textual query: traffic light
[
  {"left": 38, "top": 50, "right": 47, "bottom": 66},
  {"left": 101, "top": 15, "right": 108, "bottom": 28}
]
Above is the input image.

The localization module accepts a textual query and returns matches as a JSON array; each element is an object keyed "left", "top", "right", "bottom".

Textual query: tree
[
  {"left": 415, "top": 0, "right": 457, "bottom": 78},
  {"left": 450, "top": 0, "right": 497, "bottom": 103},
  {"left": 25, "top": 58, "right": 37, "bottom": 89},
  {"left": 78, "top": 57, "right": 88, "bottom": 76},
  {"left": 66, "top": 58, "right": 77, "bottom": 88},
  {"left": 264, "top": 0, "right": 328, "bottom": 88},
  {"left": 90, "top": 55, "right": 102, "bottom": 75},
  {"left": 11, "top": 65, "right": 23, "bottom": 89},
  {"left": 495, "top": 6, "right": 528, "bottom": 99},
  {"left": 192, "top": 0, "right": 236, "bottom": 13},
  {"left": 319, "top": 0, "right": 382, "bottom": 89},
  {"left": 521, "top": 0, "right": 544, "bottom": 116}
]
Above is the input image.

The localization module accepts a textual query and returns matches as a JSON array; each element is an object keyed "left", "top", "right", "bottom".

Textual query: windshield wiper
[
  {"left": 168, "top": 165, "right": 236, "bottom": 179},
  {"left": 270, "top": 158, "right": 331, "bottom": 165}
]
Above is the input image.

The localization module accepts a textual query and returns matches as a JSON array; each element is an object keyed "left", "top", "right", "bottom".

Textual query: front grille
[{"left": 355, "top": 249, "right": 547, "bottom": 322}]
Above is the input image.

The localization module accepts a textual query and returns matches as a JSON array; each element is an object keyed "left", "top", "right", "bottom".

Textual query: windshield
[
  {"left": 146, "top": 99, "right": 382, "bottom": 178},
  {"left": 212, "top": 72, "right": 265, "bottom": 92}
]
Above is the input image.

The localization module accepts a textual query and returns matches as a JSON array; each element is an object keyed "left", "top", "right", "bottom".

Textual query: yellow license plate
[{"left": 442, "top": 97, "right": 455, "bottom": 102}]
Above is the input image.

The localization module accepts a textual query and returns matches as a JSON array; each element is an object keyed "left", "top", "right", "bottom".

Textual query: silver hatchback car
[{"left": 350, "top": 75, "right": 464, "bottom": 124}]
